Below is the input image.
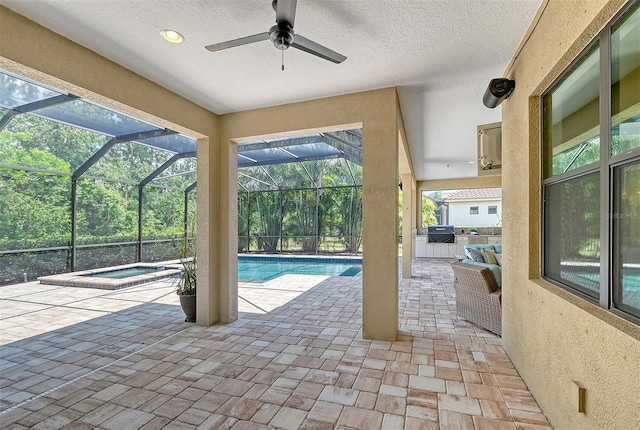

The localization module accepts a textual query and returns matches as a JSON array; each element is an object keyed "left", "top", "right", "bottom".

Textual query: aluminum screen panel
[
  {"left": 238, "top": 143, "right": 342, "bottom": 168},
  {"left": 33, "top": 99, "right": 158, "bottom": 138},
  {"left": 83, "top": 141, "right": 177, "bottom": 182},
  {"left": 0, "top": 72, "right": 62, "bottom": 109},
  {"left": 139, "top": 133, "right": 196, "bottom": 154}
]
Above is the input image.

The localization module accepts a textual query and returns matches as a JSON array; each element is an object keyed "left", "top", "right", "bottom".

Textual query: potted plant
[{"left": 176, "top": 225, "right": 196, "bottom": 322}]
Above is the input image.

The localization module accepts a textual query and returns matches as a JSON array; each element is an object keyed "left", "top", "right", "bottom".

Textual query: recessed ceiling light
[
  {"left": 161, "top": 29, "right": 184, "bottom": 44},
  {"left": 468, "top": 161, "right": 476, "bottom": 164}
]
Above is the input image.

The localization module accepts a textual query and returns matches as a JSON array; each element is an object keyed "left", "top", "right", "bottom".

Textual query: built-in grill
[{"left": 427, "top": 225, "right": 455, "bottom": 243}]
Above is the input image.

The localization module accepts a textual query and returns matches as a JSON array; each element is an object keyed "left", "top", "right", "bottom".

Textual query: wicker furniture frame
[{"left": 451, "top": 262, "right": 502, "bottom": 336}]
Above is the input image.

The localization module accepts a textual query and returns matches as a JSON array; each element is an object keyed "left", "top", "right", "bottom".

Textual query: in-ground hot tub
[{"left": 38, "top": 263, "right": 182, "bottom": 290}]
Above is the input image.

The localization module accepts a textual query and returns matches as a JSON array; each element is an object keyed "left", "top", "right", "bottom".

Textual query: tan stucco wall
[
  {"left": 0, "top": 6, "right": 226, "bottom": 326},
  {"left": 402, "top": 173, "right": 416, "bottom": 278},
  {"left": 399, "top": 97, "right": 416, "bottom": 278},
  {"left": 220, "top": 88, "right": 401, "bottom": 340},
  {"left": 501, "top": 1, "right": 640, "bottom": 429}
]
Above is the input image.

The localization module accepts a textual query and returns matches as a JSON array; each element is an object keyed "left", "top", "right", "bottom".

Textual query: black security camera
[{"left": 483, "top": 78, "right": 515, "bottom": 109}]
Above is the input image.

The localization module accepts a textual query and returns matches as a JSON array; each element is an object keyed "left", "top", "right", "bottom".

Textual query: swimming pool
[
  {"left": 38, "top": 256, "right": 362, "bottom": 289},
  {"left": 238, "top": 256, "right": 362, "bottom": 282}
]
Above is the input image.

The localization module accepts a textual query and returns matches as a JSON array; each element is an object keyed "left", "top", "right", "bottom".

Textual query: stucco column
[
  {"left": 197, "top": 131, "right": 237, "bottom": 325},
  {"left": 196, "top": 137, "right": 216, "bottom": 325},
  {"left": 220, "top": 141, "right": 238, "bottom": 323},
  {"left": 402, "top": 173, "right": 415, "bottom": 278},
  {"left": 361, "top": 120, "right": 399, "bottom": 341}
]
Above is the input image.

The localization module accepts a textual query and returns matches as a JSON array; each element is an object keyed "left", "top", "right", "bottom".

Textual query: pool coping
[
  {"left": 37, "top": 263, "right": 182, "bottom": 290},
  {"left": 238, "top": 254, "right": 362, "bottom": 264}
]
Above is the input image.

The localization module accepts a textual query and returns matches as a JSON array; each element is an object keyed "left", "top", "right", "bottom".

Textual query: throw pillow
[
  {"left": 465, "top": 247, "right": 485, "bottom": 262},
  {"left": 483, "top": 248, "right": 498, "bottom": 265},
  {"left": 495, "top": 253, "right": 503, "bottom": 266}
]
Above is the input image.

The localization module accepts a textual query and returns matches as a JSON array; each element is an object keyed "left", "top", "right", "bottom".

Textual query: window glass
[
  {"left": 470, "top": 206, "right": 479, "bottom": 215},
  {"left": 488, "top": 206, "right": 498, "bottom": 215},
  {"left": 543, "top": 46, "right": 601, "bottom": 178},
  {"left": 544, "top": 172, "right": 600, "bottom": 297},
  {"left": 611, "top": 4, "right": 640, "bottom": 156},
  {"left": 542, "top": 2, "right": 640, "bottom": 324},
  {"left": 613, "top": 161, "right": 640, "bottom": 315}
]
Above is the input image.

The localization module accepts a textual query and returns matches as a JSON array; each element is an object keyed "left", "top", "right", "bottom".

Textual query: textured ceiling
[{"left": 1, "top": 0, "right": 541, "bottom": 181}]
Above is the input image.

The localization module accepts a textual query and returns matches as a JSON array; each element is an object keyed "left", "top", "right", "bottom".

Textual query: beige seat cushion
[
  {"left": 494, "top": 253, "right": 503, "bottom": 266},
  {"left": 483, "top": 248, "right": 498, "bottom": 265}
]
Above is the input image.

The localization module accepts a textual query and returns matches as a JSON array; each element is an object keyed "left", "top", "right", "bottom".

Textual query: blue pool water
[
  {"left": 561, "top": 267, "right": 640, "bottom": 292},
  {"left": 84, "top": 266, "right": 164, "bottom": 279},
  {"left": 238, "top": 256, "right": 362, "bottom": 282}
]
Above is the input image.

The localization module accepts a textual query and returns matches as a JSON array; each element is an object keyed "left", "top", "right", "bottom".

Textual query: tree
[
  {"left": 0, "top": 149, "right": 71, "bottom": 246},
  {"left": 251, "top": 192, "right": 281, "bottom": 252},
  {"left": 422, "top": 193, "right": 439, "bottom": 227},
  {"left": 338, "top": 187, "right": 362, "bottom": 253}
]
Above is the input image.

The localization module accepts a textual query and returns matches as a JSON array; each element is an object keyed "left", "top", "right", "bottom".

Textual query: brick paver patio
[{"left": 0, "top": 258, "right": 552, "bottom": 429}]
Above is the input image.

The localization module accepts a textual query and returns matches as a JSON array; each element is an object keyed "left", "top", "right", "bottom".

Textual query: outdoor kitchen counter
[{"left": 414, "top": 235, "right": 502, "bottom": 258}]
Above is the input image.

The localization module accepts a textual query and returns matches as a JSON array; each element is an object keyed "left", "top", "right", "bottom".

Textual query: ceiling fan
[{"left": 205, "top": 0, "right": 347, "bottom": 69}]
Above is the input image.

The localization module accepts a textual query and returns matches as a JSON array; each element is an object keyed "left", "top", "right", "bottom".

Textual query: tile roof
[{"left": 444, "top": 187, "right": 502, "bottom": 201}]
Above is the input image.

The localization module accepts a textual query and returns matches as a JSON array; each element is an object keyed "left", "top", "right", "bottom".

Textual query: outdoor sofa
[
  {"left": 451, "top": 262, "right": 502, "bottom": 336},
  {"left": 451, "top": 243, "right": 503, "bottom": 336}
]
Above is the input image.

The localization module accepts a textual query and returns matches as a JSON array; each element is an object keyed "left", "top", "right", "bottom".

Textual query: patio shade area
[{"left": 0, "top": 258, "right": 552, "bottom": 429}]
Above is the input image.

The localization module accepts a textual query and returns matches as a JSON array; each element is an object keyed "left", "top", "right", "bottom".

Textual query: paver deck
[{"left": 0, "top": 258, "right": 552, "bottom": 429}]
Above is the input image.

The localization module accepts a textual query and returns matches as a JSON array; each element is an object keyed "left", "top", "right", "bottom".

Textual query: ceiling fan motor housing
[
  {"left": 269, "top": 25, "right": 294, "bottom": 50},
  {"left": 205, "top": 0, "right": 346, "bottom": 64}
]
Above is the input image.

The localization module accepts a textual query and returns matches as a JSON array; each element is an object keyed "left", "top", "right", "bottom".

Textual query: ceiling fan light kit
[
  {"left": 204, "top": 0, "right": 346, "bottom": 69},
  {"left": 269, "top": 25, "right": 293, "bottom": 50}
]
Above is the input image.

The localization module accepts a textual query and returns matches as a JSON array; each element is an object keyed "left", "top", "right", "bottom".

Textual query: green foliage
[
  {"left": 250, "top": 192, "right": 281, "bottom": 252},
  {"left": 176, "top": 220, "right": 196, "bottom": 296},
  {"left": 238, "top": 192, "right": 250, "bottom": 252},
  {"left": 0, "top": 114, "right": 106, "bottom": 171},
  {"left": 238, "top": 185, "right": 362, "bottom": 254},
  {"left": 421, "top": 194, "right": 439, "bottom": 227},
  {"left": 551, "top": 136, "right": 600, "bottom": 175},
  {"left": 0, "top": 146, "right": 71, "bottom": 172},
  {"left": 76, "top": 179, "right": 138, "bottom": 237},
  {"left": 283, "top": 189, "right": 317, "bottom": 252},
  {"left": 0, "top": 167, "right": 71, "bottom": 244},
  {"left": 0, "top": 115, "right": 195, "bottom": 276},
  {"left": 336, "top": 187, "right": 362, "bottom": 253},
  {"left": 612, "top": 117, "right": 640, "bottom": 155}
]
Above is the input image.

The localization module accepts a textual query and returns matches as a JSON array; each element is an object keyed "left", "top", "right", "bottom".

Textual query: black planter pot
[{"left": 179, "top": 294, "right": 196, "bottom": 322}]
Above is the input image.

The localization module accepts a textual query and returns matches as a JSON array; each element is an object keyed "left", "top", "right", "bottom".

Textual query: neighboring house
[{"left": 443, "top": 187, "right": 502, "bottom": 227}]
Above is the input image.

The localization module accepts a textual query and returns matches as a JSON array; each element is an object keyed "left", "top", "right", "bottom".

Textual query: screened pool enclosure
[
  {"left": 238, "top": 131, "right": 363, "bottom": 254},
  {"left": 0, "top": 70, "right": 197, "bottom": 286},
  {"left": 0, "top": 69, "right": 363, "bottom": 286}
]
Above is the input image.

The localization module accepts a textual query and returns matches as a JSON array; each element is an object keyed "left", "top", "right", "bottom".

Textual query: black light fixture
[{"left": 483, "top": 78, "right": 515, "bottom": 109}]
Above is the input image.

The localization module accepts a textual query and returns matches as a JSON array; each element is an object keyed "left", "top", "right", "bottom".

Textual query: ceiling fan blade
[
  {"left": 205, "top": 32, "right": 270, "bottom": 52},
  {"left": 291, "top": 34, "right": 347, "bottom": 64},
  {"left": 276, "top": 0, "right": 297, "bottom": 28}
]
